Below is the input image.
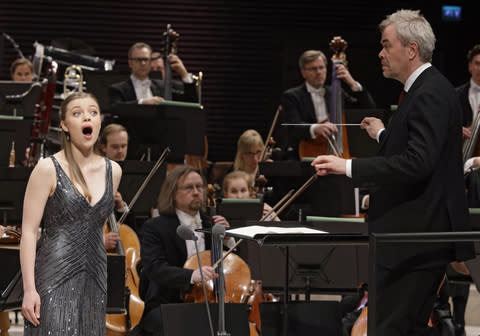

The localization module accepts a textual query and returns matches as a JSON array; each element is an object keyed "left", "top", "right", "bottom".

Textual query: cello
[
  {"left": 299, "top": 36, "right": 351, "bottom": 159},
  {"left": 105, "top": 148, "right": 170, "bottom": 335}
]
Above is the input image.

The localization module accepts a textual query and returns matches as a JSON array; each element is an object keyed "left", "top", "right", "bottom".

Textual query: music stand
[
  {"left": 226, "top": 222, "right": 369, "bottom": 336},
  {"left": 0, "top": 167, "right": 32, "bottom": 226},
  {"left": 117, "top": 160, "right": 167, "bottom": 221},
  {"left": 259, "top": 161, "right": 356, "bottom": 219},
  {"left": 84, "top": 71, "right": 129, "bottom": 112},
  {"left": 111, "top": 102, "right": 204, "bottom": 162},
  {"left": 343, "top": 108, "right": 385, "bottom": 157},
  {"left": 0, "top": 118, "right": 32, "bottom": 167},
  {"left": 0, "top": 81, "right": 41, "bottom": 118},
  {"left": 161, "top": 303, "right": 250, "bottom": 336},
  {"left": 217, "top": 198, "right": 263, "bottom": 229}
]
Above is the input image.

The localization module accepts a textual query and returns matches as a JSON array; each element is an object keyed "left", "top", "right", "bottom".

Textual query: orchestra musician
[
  {"left": 311, "top": 9, "right": 475, "bottom": 335},
  {"left": 437, "top": 44, "right": 480, "bottom": 336},
  {"left": 150, "top": 51, "right": 165, "bottom": 76},
  {"left": 98, "top": 123, "right": 139, "bottom": 249},
  {"left": 138, "top": 165, "right": 234, "bottom": 336},
  {"left": 222, "top": 170, "right": 280, "bottom": 221},
  {"left": 20, "top": 92, "right": 122, "bottom": 334},
  {"left": 281, "top": 49, "right": 375, "bottom": 157},
  {"left": 10, "top": 58, "right": 34, "bottom": 82},
  {"left": 233, "top": 129, "right": 265, "bottom": 184},
  {"left": 108, "top": 42, "right": 198, "bottom": 106}
]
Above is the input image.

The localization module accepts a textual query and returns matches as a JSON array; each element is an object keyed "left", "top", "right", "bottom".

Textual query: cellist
[
  {"left": 138, "top": 165, "right": 234, "bottom": 336},
  {"left": 98, "top": 123, "right": 137, "bottom": 250},
  {"left": 281, "top": 49, "right": 375, "bottom": 159}
]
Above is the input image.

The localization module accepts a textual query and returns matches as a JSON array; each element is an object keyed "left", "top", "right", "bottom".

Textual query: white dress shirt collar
[{"left": 404, "top": 62, "right": 432, "bottom": 93}]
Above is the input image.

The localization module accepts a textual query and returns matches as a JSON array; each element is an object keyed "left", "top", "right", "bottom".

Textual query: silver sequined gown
[{"left": 24, "top": 156, "right": 114, "bottom": 336}]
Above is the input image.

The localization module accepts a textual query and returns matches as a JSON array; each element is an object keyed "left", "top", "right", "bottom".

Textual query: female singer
[
  {"left": 20, "top": 92, "right": 122, "bottom": 335},
  {"left": 222, "top": 171, "right": 280, "bottom": 221}
]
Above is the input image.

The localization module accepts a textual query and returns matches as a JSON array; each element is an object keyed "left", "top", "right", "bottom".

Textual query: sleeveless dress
[{"left": 24, "top": 156, "right": 114, "bottom": 336}]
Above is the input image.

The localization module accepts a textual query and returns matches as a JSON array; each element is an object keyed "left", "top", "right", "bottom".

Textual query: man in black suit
[
  {"left": 109, "top": 42, "right": 198, "bottom": 106},
  {"left": 312, "top": 9, "right": 475, "bottom": 335},
  {"left": 281, "top": 49, "right": 375, "bottom": 157},
  {"left": 139, "top": 165, "right": 233, "bottom": 336}
]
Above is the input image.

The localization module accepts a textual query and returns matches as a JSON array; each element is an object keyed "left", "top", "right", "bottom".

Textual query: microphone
[
  {"left": 176, "top": 224, "right": 198, "bottom": 241},
  {"left": 212, "top": 223, "right": 226, "bottom": 240},
  {"left": 176, "top": 224, "right": 215, "bottom": 336}
]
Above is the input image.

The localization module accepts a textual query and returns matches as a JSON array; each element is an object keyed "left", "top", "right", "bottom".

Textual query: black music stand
[
  {"left": 0, "top": 118, "right": 32, "bottom": 167},
  {"left": 117, "top": 160, "right": 167, "bottom": 221},
  {"left": 217, "top": 199, "right": 263, "bottom": 229},
  {"left": 0, "top": 167, "right": 32, "bottom": 226},
  {"left": 161, "top": 303, "right": 250, "bottom": 336},
  {"left": 343, "top": 108, "right": 385, "bottom": 158},
  {"left": 0, "top": 246, "right": 22, "bottom": 311},
  {"left": 83, "top": 71, "right": 129, "bottom": 112},
  {"left": 259, "top": 161, "right": 356, "bottom": 219},
  {"left": 226, "top": 222, "right": 369, "bottom": 336},
  {"left": 111, "top": 102, "right": 204, "bottom": 162},
  {"left": 0, "top": 81, "right": 41, "bottom": 117}
]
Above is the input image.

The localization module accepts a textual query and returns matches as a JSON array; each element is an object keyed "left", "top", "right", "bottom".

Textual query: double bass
[{"left": 299, "top": 36, "right": 351, "bottom": 159}]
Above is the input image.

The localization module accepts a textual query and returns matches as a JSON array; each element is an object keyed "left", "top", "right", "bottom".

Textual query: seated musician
[
  {"left": 150, "top": 51, "right": 164, "bottom": 75},
  {"left": 108, "top": 42, "right": 198, "bottom": 106},
  {"left": 139, "top": 165, "right": 234, "bottom": 336},
  {"left": 233, "top": 129, "right": 266, "bottom": 184},
  {"left": 98, "top": 123, "right": 137, "bottom": 250},
  {"left": 222, "top": 170, "right": 280, "bottom": 221},
  {"left": 281, "top": 49, "right": 375, "bottom": 157},
  {"left": 10, "top": 58, "right": 34, "bottom": 82}
]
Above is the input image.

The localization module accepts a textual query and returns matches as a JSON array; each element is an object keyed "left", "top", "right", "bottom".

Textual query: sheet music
[{"left": 227, "top": 225, "right": 328, "bottom": 239}]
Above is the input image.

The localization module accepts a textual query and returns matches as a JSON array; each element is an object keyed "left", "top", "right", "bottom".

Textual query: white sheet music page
[{"left": 226, "top": 225, "right": 328, "bottom": 239}]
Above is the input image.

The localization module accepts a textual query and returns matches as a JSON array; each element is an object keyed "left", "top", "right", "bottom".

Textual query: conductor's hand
[
  {"left": 311, "top": 155, "right": 346, "bottom": 176},
  {"left": 22, "top": 289, "right": 41, "bottom": 326},
  {"left": 192, "top": 266, "right": 218, "bottom": 283},
  {"left": 312, "top": 122, "right": 338, "bottom": 140},
  {"left": 141, "top": 96, "right": 165, "bottom": 105},
  {"left": 104, "top": 232, "right": 121, "bottom": 251},
  {"left": 360, "top": 117, "right": 385, "bottom": 140}
]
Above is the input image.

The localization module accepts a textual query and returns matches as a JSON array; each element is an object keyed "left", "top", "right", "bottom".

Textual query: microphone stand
[
  {"left": 215, "top": 231, "right": 230, "bottom": 336},
  {"left": 193, "top": 237, "right": 215, "bottom": 336}
]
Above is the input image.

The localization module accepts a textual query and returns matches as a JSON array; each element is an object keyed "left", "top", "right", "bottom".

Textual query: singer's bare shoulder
[
  {"left": 26, "top": 157, "right": 56, "bottom": 196},
  {"left": 110, "top": 159, "right": 122, "bottom": 192}
]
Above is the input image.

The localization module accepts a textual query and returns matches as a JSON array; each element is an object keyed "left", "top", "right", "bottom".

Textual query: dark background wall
[{"left": 0, "top": 0, "right": 476, "bottom": 161}]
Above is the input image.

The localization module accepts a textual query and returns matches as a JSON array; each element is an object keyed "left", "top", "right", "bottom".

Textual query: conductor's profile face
[
  {"left": 174, "top": 172, "right": 205, "bottom": 215},
  {"left": 378, "top": 24, "right": 409, "bottom": 82},
  {"left": 300, "top": 57, "right": 327, "bottom": 89}
]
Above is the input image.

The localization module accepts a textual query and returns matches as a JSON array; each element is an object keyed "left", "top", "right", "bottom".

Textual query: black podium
[{"left": 110, "top": 101, "right": 205, "bottom": 162}]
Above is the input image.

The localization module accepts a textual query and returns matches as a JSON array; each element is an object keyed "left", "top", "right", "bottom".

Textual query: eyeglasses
[
  {"left": 130, "top": 57, "right": 151, "bottom": 63},
  {"left": 178, "top": 184, "right": 204, "bottom": 192},
  {"left": 304, "top": 66, "right": 325, "bottom": 72},
  {"left": 244, "top": 150, "right": 262, "bottom": 157}
]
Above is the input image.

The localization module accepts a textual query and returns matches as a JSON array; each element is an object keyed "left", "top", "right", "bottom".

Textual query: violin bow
[{"left": 117, "top": 147, "right": 171, "bottom": 224}]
